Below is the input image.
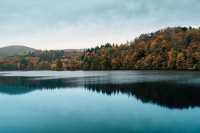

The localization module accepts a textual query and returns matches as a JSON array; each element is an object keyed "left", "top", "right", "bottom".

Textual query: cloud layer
[{"left": 0, "top": 0, "right": 199, "bottom": 49}]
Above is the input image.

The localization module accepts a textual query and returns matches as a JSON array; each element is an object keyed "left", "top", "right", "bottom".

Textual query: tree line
[
  {"left": 81, "top": 27, "right": 200, "bottom": 70},
  {"left": 1, "top": 27, "right": 200, "bottom": 70}
]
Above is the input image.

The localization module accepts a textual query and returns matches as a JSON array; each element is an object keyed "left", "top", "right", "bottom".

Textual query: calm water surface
[{"left": 0, "top": 71, "right": 200, "bottom": 133}]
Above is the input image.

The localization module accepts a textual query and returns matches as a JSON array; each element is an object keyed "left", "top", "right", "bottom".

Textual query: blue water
[{"left": 0, "top": 71, "right": 200, "bottom": 133}]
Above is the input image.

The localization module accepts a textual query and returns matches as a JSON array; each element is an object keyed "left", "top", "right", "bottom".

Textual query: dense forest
[
  {"left": 82, "top": 27, "right": 200, "bottom": 70},
  {"left": 0, "top": 50, "right": 82, "bottom": 70},
  {"left": 1, "top": 27, "right": 200, "bottom": 70}
]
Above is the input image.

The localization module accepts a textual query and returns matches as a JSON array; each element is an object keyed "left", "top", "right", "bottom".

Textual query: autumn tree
[{"left": 56, "top": 59, "right": 63, "bottom": 70}]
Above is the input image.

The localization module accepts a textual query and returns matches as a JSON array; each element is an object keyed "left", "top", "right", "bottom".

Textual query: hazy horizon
[{"left": 0, "top": 0, "right": 199, "bottom": 50}]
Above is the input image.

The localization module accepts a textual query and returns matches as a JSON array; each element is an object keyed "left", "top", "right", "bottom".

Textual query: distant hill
[{"left": 0, "top": 45, "right": 36, "bottom": 57}]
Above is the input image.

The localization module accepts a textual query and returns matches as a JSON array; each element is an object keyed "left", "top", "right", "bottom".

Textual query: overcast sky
[{"left": 0, "top": 0, "right": 199, "bottom": 49}]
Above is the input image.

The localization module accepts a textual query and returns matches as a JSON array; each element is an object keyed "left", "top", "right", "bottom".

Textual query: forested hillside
[
  {"left": 0, "top": 50, "right": 82, "bottom": 70},
  {"left": 82, "top": 27, "right": 200, "bottom": 70},
  {"left": 1, "top": 27, "right": 200, "bottom": 70}
]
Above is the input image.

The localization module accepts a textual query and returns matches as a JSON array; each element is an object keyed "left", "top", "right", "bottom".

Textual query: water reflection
[
  {"left": 85, "top": 82, "right": 200, "bottom": 109},
  {"left": 0, "top": 76, "right": 79, "bottom": 95},
  {"left": 0, "top": 76, "right": 200, "bottom": 109}
]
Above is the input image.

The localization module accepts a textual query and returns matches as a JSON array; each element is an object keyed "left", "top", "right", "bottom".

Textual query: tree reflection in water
[
  {"left": 0, "top": 76, "right": 200, "bottom": 109},
  {"left": 85, "top": 82, "right": 200, "bottom": 109}
]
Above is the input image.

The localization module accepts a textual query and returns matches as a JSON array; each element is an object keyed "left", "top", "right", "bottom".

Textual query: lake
[{"left": 0, "top": 71, "right": 200, "bottom": 133}]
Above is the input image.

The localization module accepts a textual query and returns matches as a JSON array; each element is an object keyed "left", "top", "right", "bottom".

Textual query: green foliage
[{"left": 0, "top": 64, "right": 18, "bottom": 70}]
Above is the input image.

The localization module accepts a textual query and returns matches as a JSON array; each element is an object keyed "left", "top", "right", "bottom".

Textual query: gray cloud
[{"left": 0, "top": 0, "right": 199, "bottom": 49}]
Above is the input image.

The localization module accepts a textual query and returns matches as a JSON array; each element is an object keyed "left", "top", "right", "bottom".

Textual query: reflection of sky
[
  {"left": 0, "top": 71, "right": 106, "bottom": 79},
  {"left": 1, "top": 71, "right": 200, "bottom": 84},
  {"left": 0, "top": 71, "right": 200, "bottom": 110},
  {"left": 0, "top": 88, "right": 199, "bottom": 133},
  {"left": 0, "top": 0, "right": 199, "bottom": 49}
]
